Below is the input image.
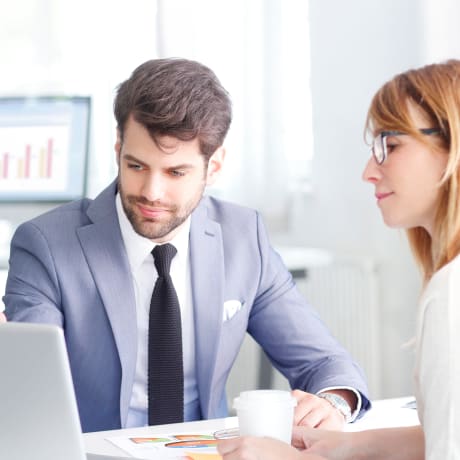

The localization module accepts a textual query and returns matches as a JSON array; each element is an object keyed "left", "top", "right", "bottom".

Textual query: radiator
[{"left": 290, "top": 251, "right": 382, "bottom": 399}]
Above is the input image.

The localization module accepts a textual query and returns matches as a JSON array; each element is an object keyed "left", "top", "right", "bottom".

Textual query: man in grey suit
[{"left": 4, "top": 58, "right": 370, "bottom": 433}]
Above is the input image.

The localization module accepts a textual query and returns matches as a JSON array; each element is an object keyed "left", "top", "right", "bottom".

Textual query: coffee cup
[{"left": 233, "top": 389, "right": 297, "bottom": 443}]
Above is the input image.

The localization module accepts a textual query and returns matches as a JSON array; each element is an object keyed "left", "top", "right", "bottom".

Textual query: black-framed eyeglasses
[{"left": 371, "top": 128, "right": 441, "bottom": 165}]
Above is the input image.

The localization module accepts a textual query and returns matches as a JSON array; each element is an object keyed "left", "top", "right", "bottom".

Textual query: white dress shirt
[{"left": 115, "top": 194, "right": 199, "bottom": 427}]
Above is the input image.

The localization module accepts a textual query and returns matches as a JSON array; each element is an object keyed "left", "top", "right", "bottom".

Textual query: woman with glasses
[{"left": 218, "top": 59, "right": 460, "bottom": 460}]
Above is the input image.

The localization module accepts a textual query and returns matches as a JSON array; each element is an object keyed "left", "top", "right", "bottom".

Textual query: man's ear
[
  {"left": 115, "top": 130, "right": 122, "bottom": 166},
  {"left": 206, "top": 147, "right": 226, "bottom": 186}
]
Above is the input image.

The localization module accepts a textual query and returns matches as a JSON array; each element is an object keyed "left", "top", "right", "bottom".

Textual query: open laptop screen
[{"left": 0, "top": 322, "right": 87, "bottom": 460}]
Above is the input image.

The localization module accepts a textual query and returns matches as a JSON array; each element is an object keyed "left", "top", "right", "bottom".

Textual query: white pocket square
[{"left": 223, "top": 300, "right": 243, "bottom": 322}]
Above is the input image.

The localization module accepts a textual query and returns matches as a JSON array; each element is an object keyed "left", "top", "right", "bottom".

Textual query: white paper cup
[{"left": 233, "top": 390, "right": 297, "bottom": 443}]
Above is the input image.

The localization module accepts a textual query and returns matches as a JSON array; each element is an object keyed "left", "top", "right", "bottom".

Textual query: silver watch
[{"left": 318, "top": 392, "right": 353, "bottom": 423}]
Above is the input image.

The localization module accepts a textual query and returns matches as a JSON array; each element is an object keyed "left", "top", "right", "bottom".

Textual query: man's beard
[{"left": 119, "top": 183, "right": 204, "bottom": 241}]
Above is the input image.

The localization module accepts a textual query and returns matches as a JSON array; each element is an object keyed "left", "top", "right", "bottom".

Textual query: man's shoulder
[
  {"left": 199, "top": 195, "right": 258, "bottom": 221},
  {"left": 10, "top": 198, "right": 97, "bottom": 251},
  {"left": 22, "top": 182, "right": 117, "bottom": 231},
  {"left": 25, "top": 198, "right": 94, "bottom": 229}
]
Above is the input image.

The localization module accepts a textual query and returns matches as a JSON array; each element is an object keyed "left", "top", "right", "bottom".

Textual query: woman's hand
[
  {"left": 217, "top": 435, "right": 326, "bottom": 460},
  {"left": 292, "top": 425, "right": 355, "bottom": 459}
]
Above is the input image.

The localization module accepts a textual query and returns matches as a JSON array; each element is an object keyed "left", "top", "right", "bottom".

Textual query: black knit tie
[{"left": 148, "top": 243, "right": 184, "bottom": 425}]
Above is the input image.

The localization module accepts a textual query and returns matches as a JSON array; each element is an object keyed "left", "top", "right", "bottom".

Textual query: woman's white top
[{"left": 414, "top": 253, "right": 460, "bottom": 459}]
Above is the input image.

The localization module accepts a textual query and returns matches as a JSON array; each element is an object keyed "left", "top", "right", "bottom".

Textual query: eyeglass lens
[{"left": 372, "top": 133, "right": 385, "bottom": 164}]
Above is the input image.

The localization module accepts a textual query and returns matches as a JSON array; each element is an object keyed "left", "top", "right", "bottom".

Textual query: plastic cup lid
[{"left": 233, "top": 390, "right": 297, "bottom": 409}]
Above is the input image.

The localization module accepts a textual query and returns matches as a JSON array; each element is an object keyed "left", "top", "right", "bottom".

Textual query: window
[{"left": 156, "top": 0, "right": 314, "bottom": 216}]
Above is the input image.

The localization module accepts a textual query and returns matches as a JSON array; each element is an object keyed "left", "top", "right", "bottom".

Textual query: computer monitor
[{"left": 0, "top": 96, "right": 90, "bottom": 202}]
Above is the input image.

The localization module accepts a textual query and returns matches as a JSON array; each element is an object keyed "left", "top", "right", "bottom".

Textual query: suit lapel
[
  {"left": 77, "top": 182, "right": 137, "bottom": 426},
  {"left": 190, "top": 198, "right": 224, "bottom": 418}
]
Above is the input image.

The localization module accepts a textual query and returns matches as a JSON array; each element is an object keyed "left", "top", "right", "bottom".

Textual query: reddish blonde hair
[{"left": 365, "top": 60, "right": 460, "bottom": 282}]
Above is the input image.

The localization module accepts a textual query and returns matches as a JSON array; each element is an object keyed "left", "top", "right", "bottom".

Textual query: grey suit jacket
[{"left": 4, "top": 181, "right": 370, "bottom": 432}]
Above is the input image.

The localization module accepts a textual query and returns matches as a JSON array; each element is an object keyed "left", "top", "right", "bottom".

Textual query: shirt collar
[{"left": 115, "top": 193, "right": 190, "bottom": 272}]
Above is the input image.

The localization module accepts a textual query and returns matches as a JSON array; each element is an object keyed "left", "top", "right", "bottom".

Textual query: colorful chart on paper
[{"left": 107, "top": 432, "right": 222, "bottom": 459}]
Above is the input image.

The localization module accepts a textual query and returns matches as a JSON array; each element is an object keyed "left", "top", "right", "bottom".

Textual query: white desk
[
  {"left": 83, "top": 397, "right": 419, "bottom": 457},
  {"left": 84, "top": 416, "right": 236, "bottom": 456},
  {"left": 344, "top": 396, "right": 419, "bottom": 432}
]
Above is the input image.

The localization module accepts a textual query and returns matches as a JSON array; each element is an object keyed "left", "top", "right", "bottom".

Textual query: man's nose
[{"left": 141, "top": 173, "right": 166, "bottom": 202}]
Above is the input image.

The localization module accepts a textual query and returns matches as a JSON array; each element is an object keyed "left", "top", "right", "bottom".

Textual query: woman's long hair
[{"left": 365, "top": 59, "right": 460, "bottom": 282}]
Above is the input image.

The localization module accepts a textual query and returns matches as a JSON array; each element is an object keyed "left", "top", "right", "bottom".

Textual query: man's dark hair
[{"left": 114, "top": 58, "right": 232, "bottom": 159}]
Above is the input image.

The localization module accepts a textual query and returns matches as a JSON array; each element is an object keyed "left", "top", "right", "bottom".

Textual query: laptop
[{"left": 0, "top": 322, "right": 135, "bottom": 460}]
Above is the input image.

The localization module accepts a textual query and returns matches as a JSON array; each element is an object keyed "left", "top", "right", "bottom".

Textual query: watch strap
[{"left": 318, "top": 392, "right": 353, "bottom": 423}]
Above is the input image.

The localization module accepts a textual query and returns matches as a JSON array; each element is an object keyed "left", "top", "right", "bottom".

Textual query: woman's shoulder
[
  {"left": 421, "top": 254, "right": 460, "bottom": 308},
  {"left": 431, "top": 253, "right": 460, "bottom": 285}
]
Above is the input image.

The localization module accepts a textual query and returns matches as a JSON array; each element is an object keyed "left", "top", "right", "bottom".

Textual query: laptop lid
[{"left": 0, "top": 322, "right": 87, "bottom": 460}]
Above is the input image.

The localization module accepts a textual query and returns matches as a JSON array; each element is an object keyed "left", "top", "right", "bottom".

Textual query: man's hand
[
  {"left": 0, "top": 312, "right": 6, "bottom": 323},
  {"left": 217, "top": 435, "right": 326, "bottom": 460},
  {"left": 292, "top": 390, "right": 348, "bottom": 430}
]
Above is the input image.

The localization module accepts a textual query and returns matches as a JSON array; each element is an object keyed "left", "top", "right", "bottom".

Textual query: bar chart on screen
[
  {"left": 0, "top": 96, "right": 90, "bottom": 202},
  {"left": 0, "top": 125, "right": 69, "bottom": 192}
]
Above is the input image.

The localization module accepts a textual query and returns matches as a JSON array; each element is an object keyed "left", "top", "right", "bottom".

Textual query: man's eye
[
  {"left": 170, "top": 170, "right": 186, "bottom": 177},
  {"left": 128, "top": 163, "right": 143, "bottom": 170}
]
